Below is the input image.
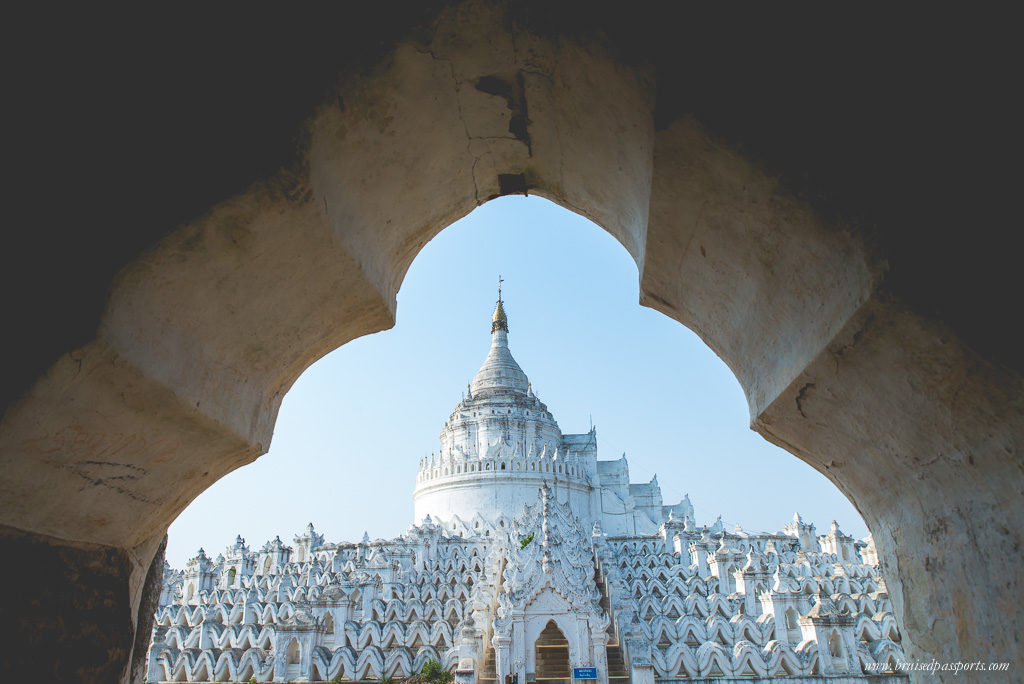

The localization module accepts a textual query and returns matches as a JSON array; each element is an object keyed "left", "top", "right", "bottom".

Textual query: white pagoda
[{"left": 148, "top": 289, "right": 906, "bottom": 683}]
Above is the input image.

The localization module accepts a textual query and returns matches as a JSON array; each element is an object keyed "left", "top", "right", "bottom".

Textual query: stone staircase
[
  {"left": 605, "top": 644, "right": 628, "bottom": 680},
  {"left": 535, "top": 621, "right": 571, "bottom": 683},
  {"left": 479, "top": 641, "right": 625, "bottom": 684},
  {"left": 535, "top": 653, "right": 571, "bottom": 682},
  {"left": 597, "top": 561, "right": 629, "bottom": 681},
  {"left": 479, "top": 644, "right": 497, "bottom": 683}
]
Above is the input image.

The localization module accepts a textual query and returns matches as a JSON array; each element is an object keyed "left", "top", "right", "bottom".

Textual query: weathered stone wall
[
  {"left": 754, "top": 298, "right": 1024, "bottom": 671},
  {"left": 0, "top": 526, "right": 162, "bottom": 682}
]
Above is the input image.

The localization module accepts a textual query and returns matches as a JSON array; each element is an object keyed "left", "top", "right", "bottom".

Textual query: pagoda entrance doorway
[{"left": 534, "top": 620, "right": 571, "bottom": 684}]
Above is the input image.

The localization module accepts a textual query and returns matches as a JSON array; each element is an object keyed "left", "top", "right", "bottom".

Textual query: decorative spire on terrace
[
  {"left": 472, "top": 278, "right": 528, "bottom": 395},
  {"left": 492, "top": 274, "right": 508, "bottom": 333}
]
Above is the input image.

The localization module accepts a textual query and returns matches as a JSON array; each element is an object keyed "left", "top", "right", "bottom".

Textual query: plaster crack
[
  {"left": 68, "top": 466, "right": 152, "bottom": 503},
  {"left": 420, "top": 45, "right": 482, "bottom": 205},
  {"left": 470, "top": 156, "right": 480, "bottom": 206},
  {"left": 520, "top": 67, "right": 554, "bottom": 82},
  {"left": 795, "top": 382, "right": 816, "bottom": 419},
  {"left": 831, "top": 312, "right": 875, "bottom": 371},
  {"left": 445, "top": 62, "right": 481, "bottom": 205},
  {"left": 469, "top": 134, "right": 519, "bottom": 142},
  {"left": 510, "top": 70, "right": 532, "bottom": 157}
]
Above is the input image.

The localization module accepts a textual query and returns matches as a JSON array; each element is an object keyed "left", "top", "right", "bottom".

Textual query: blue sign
[{"left": 573, "top": 668, "right": 598, "bottom": 679}]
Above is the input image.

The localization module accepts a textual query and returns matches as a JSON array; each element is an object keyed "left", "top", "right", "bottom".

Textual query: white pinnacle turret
[{"left": 471, "top": 285, "right": 529, "bottom": 395}]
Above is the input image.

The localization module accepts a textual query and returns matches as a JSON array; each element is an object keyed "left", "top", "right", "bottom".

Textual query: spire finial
[{"left": 491, "top": 277, "right": 508, "bottom": 333}]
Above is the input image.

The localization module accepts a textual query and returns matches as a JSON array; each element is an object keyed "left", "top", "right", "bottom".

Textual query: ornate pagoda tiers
[{"left": 147, "top": 287, "right": 905, "bottom": 683}]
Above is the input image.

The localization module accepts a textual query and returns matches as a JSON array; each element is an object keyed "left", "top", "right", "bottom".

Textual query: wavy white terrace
[{"left": 150, "top": 296, "right": 905, "bottom": 683}]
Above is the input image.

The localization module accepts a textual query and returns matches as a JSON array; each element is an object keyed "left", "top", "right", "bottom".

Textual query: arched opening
[
  {"left": 723, "top": 564, "right": 737, "bottom": 593},
  {"left": 286, "top": 637, "right": 302, "bottom": 678},
  {"left": 226, "top": 567, "right": 236, "bottom": 587},
  {"left": 828, "top": 630, "right": 844, "bottom": 665},
  {"left": 534, "top": 620, "right": 570, "bottom": 682},
  {"left": 1, "top": 8, "right": 1019, "bottom": 680},
  {"left": 785, "top": 607, "right": 802, "bottom": 645},
  {"left": 323, "top": 613, "right": 335, "bottom": 649}
]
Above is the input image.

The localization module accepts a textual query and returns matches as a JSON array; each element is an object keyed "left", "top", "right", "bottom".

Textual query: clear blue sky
[{"left": 166, "top": 196, "right": 867, "bottom": 568}]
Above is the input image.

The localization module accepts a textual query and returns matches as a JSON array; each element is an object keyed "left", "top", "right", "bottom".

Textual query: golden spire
[{"left": 491, "top": 275, "right": 508, "bottom": 333}]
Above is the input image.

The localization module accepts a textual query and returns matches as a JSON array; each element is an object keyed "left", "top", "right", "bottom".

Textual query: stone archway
[
  {"left": 285, "top": 638, "right": 302, "bottom": 680},
  {"left": 0, "top": 3, "right": 1020, "bottom": 682},
  {"left": 534, "top": 620, "right": 571, "bottom": 682}
]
